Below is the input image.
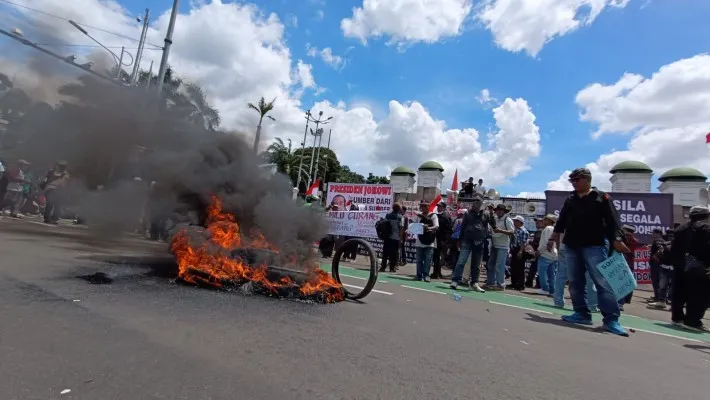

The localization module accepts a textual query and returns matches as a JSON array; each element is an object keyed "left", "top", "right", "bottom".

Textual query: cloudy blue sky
[{"left": 2, "top": 0, "right": 709, "bottom": 196}]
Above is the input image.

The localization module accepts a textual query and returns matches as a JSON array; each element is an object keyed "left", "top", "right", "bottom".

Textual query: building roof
[
  {"left": 418, "top": 161, "right": 444, "bottom": 171},
  {"left": 609, "top": 160, "right": 653, "bottom": 174},
  {"left": 391, "top": 166, "right": 416, "bottom": 176},
  {"left": 658, "top": 167, "right": 707, "bottom": 182}
]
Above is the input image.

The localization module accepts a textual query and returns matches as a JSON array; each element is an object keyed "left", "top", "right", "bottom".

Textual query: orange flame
[{"left": 171, "top": 195, "right": 343, "bottom": 303}]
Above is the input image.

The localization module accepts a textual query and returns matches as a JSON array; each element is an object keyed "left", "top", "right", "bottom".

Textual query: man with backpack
[
  {"left": 411, "top": 200, "right": 439, "bottom": 282},
  {"left": 450, "top": 194, "right": 495, "bottom": 292},
  {"left": 378, "top": 203, "right": 405, "bottom": 273}
]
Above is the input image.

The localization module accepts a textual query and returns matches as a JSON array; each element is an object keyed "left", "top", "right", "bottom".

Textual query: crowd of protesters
[{"left": 317, "top": 169, "right": 710, "bottom": 335}]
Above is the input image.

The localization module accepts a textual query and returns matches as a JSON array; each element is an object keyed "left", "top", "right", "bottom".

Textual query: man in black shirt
[
  {"left": 549, "top": 168, "right": 631, "bottom": 337},
  {"left": 673, "top": 205, "right": 710, "bottom": 332},
  {"left": 450, "top": 194, "right": 494, "bottom": 292}
]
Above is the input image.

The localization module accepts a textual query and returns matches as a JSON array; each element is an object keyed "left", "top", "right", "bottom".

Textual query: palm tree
[
  {"left": 248, "top": 97, "right": 276, "bottom": 153},
  {"left": 173, "top": 83, "right": 221, "bottom": 130},
  {"left": 265, "top": 137, "right": 293, "bottom": 176}
]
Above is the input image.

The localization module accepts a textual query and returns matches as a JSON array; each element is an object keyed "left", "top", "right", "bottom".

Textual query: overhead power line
[
  {"left": 33, "top": 43, "right": 162, "bottom": 51},
  {"left": 0, "top": 0, "right": 163, "bottom": 49}
]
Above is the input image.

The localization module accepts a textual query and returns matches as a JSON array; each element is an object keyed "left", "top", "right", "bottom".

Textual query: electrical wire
[
  {"left": 32, "top": 43, "right": 161, "bottom": 51},
  {"left": 0, "top": 0, "right": 163, "bottom": 49}
]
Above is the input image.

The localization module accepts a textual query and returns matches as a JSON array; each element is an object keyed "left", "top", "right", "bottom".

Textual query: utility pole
[
  {"left": 130, "top": 8, "right": 150, "bottom": 84},
  {"left": 295, "top": 111, "right": 311, "bottom": 192},
  {"left": 157, "top": 0, "right": 179, "bottom": 93},
  {"left": 322, "top": 129, "right": 332, "bottom": 186},
  {"left": 313, "top": 129, "right": 324, "bottom": 184},
  {"left": 307, "top": 127, "right": 322, "bottom": 187},
  {"left": 116, "top": 47, "right": 124, "bottom": 80}
]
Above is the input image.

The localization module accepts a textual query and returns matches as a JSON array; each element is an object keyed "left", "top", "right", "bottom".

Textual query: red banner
[{"left": 633, "top": 244, "right": 652, "bottom": 285}]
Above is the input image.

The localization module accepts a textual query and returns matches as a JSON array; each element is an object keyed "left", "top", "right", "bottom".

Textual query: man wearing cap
[
  {"left": 536, "top": 214, "right": 559, "bottom": 295},
  {"left": 508, "top": 215, "right": 530, "bottom": 290},
  {"left": 450, "top": 193, "right": 494, "bottom": 292},
  {"left": 549, "top": 167, "right": 631, "bottom": 336},
  {"left": 486, "top": 204, "right": 515, "bottom": 290},
  {"left": 670, "top": 205, "right": 710, "bottom": 331}
]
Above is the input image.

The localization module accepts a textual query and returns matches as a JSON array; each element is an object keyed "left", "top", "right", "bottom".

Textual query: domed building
[
  {"left": 416, "top": 161, "right": 444, "bottom": 201},
  {"left": 609, "top": 160, "right": 653, "bottom": 193},
  {"left": 658, "top": 167, "right": 708, "bottom": 209},
  {"left": 389, "top": 165, "right": 416, "bottom": 195}
]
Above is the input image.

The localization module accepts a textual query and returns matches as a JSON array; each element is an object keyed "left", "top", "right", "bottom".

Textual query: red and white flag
[
  {"left": 306, "top": 179, "right": 320, "bottom": 197},
  {"left": 450, "top": 169, "right": 459, "bottom": 191},
  {"left": 705, "top": 132, "right": 710, "bottom": 153},
  {"left": 428, "top": 194, "right": 442, "bottom": 214}
]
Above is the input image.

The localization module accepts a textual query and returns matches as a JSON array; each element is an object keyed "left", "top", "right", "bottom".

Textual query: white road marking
[
  {"left": 487, "top": 301, "right": 554, "bottom": 315},
  {"left": 400, "top": 285, "right": 446, "bottom": 295},
  {"left": 629, "top": 328, "right": 704, "bottom": 343},
  {"left": 342, "top": 283, "right": 393, "bottom": 296},
  {"left": 339, "top": 273, "right": 367, "bottom": 281}
]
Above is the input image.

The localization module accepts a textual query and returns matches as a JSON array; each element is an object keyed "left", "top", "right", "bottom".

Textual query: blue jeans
[
  {"left": 538, "top": 256, "right": 558, "bottom": 293},
  {"left": 452, "top": 241, "right": 484, "bottom": 283},
  {"left": 554, "top": 247, "right": 598, "bottom": 308},
  {"left": 415, "top": 246, "right": 434, "bottom": 279},
  {"left": 566, "top": 245, "right": 620, "bottom": 323},
  {"left": 486, "top": 247, "right": 508, "bottom": 287}
]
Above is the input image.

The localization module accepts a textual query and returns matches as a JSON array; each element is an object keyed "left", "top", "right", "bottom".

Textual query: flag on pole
[
  {"left": 306, "top": 179, "right": 320, "bottom": 197},
  {"left": 706, "top": 132, "right": 710, "bottom": 153},
  {"left": 450, "top": 169, "right": 459, "bottom": 191},
  {"left": 428, "top": 194, "right": 442, "bottom": 214}
]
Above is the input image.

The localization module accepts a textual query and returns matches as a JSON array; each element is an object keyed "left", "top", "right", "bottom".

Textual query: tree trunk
[{"left": 252, "top": 115, "right": 264, "bottom": 154}]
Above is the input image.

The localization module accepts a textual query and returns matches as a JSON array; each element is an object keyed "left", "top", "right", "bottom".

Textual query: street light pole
[
  {"left": 130, "top": 8, "right": 151, "bottom": 85},
  {"left": 307, "top": 127, "right": 321, "bottom": 188},
  {"left": 313, "top": 129, "right": 324, "bottom": 184},
  {"left": 157, "top": 0, "right": 179, "bottom": 94},
  {"left": 295, "top": 110, "right": 311, "bottom": 192}
]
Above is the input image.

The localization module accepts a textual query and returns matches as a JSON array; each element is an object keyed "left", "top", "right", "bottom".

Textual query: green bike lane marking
[{"left": 320, "top": 263, "right": 710, "bottom": 343}]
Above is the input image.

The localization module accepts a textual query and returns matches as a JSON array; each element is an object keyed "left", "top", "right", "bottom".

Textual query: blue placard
[{"left": 595, "top": 252, "right": 638, "bottom": 301}]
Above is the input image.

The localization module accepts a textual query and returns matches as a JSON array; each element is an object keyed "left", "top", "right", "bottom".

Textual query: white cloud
[
  {"left": 295, "top": 60, "right": 315, "bottom": 88},
  {"left": 547, "top": 54, "right": 710, "bottom": 191},
  {"left": 477, "top": 0, "right": 630, "bottom": 57},
  {"left": 305, "top": 43, "right": 346, "bottom": 69},
  {"left": 368, "top": 98, "right": 541, "bottom": 186},
  {"left": 315, "top": 10, "right": 325, "bottom": 21},
  {"left": 510, "top": 192, "right": 546, "bottom": 199},
  {"left": 341, "top": 0, "right": 473, "bottom": 47},
  {"left": 476, "top": 88, "right": 498, "bottom": 106}
]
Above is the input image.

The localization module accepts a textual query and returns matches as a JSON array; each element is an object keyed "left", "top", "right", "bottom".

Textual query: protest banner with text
[{"left": 326, "top": 183, "right": 394, "bottom": 211}]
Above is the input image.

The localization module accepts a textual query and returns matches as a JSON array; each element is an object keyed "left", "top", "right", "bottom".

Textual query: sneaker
[
  {"left": 471, "top": 283, "right": 486, "bottom": 293},
  {"left": 647, "top": 302, "right": 667, "bottom": 310},
  {"left": 683, "top": 323, "right": 709, "bottom": 333},
  {"left": 671, "top": 320, "right": 684, "bottom": 327},
  {"left": 561, "top": 312, "right": 593, "bottom": 325},
  {"left": 488, "top": 285, "right": 504, "bottom": 291},
  {"left": 647, "top": 296, "right": 657, "bottom": 303},
  {"left": 553, "top": 303, "right": 565, "bottom": 309},
  {"left": 423, "top": 277, "right": 431, "bottom": 283},
  {"left": 603, "top": 321, "right": 630, "bottom": 337},
  {"left": 536, "top": 289, "right": 549, "bottom": 295},
  {"left": 450, "top": 281, "right": 458, "bottom": 290}
]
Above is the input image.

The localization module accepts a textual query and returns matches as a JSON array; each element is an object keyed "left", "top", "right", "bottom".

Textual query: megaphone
[{"left": 486, "top": 188, "right": 500, "bottom": 200}]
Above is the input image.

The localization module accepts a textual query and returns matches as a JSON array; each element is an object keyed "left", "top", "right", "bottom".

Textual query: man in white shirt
[
  {"left": 475, "top": 179, "right": 486, "bottom": 196},
  {"left": 411, "top": 200, "right": 439, "bottom": 282},
  {"left": 537, "top": 214, "right": 558, "bottom": 295},
  {"left": 486, "top": 204, "right": 514, "bottom": 290}
]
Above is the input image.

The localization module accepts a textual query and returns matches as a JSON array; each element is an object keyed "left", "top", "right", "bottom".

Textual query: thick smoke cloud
[{"left": 4, "top": 57, "right": 326, "bottom": 262}]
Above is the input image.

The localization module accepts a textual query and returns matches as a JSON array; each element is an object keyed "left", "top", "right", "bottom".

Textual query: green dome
[
  {"left": 391, "top": 166, "right": 416, "bottom": 176},
  {"left": 609, "top": 161, "right": 652, "bottom": 174},
  {"left": 658, "top": 167, "right": 707, "bottom": 182},
  {"left": 418, "top": 161, "right": 444, "bottom": 171}
]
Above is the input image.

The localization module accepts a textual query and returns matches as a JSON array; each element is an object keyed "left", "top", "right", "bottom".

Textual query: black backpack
[{"left": 376, "top": 218, "right": 392, "bottom": 240}]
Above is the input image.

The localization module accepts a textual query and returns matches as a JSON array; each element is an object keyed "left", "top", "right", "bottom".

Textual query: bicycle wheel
[{"left": 331, "top": 238, "right": 378, "bottom": 300}]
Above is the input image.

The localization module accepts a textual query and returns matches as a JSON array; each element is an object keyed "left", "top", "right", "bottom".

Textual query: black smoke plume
[{"left": 4, "top": 63, "right": 326, "bottom": 262}]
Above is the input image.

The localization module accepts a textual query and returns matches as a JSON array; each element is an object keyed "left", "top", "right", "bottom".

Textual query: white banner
[
  {"left": 324, "top": 211, "right": 385, "bottom": 238},
  {"left": 326, "top": 183, "right": 394, "bottom": 211}
]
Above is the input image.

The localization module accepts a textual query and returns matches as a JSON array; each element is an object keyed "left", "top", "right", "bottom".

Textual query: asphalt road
[{"left": 1, "top": 218, "right": 709, "bottom": 400}]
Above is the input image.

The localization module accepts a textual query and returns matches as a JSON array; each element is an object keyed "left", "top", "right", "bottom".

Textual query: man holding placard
[{"left": 548, "top": 168, "right": 631, "bottom": 337}]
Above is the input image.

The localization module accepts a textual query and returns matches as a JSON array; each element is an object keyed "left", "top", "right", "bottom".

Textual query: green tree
[
  {"left": 366, "top": 172, "right": 390, "bottom": 184},
  {"left": 336, "top": 165, "right": 365, "bottom": 184},
  {"left": 290, "top": 146, "right": 342, "bottom": 188},
  {"left": 264, "top": 137, "right": 293, "bottom": 176},
  {"left": 248, "top": 97, "right": 276, "bottom": 153}
]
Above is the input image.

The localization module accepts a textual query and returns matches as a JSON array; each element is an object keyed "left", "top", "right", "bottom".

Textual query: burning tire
[{"left": 331, "top": 238, "right": 378, "bottom": 300}]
